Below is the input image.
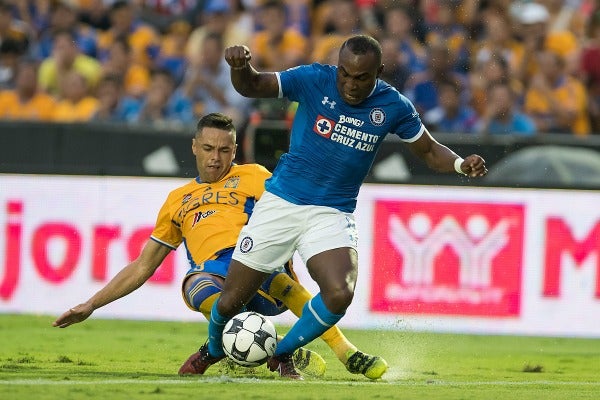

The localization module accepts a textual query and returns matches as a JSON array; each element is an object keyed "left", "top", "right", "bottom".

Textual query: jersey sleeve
[
  {"left": 390, "top": 93, "right": 425, "bottom": 142},
  {"left": 150, "top": 194, "right": 182, "bottom": 250},
  {"left": 278, "top": 63, "right": 326, "bottom": 103}
]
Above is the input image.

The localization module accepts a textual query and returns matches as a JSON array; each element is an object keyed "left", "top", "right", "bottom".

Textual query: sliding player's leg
[{"left": 179, "top": 268, "right": 325, "bottom": 377}]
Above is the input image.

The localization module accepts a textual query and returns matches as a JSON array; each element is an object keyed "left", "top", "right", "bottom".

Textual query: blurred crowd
[{"left": 0, "top": 0, "right": 599, "bottom": 137}]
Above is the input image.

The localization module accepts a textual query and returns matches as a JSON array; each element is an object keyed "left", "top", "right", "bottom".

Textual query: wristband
[{"left": 454, "top": 157, "right": 466, "bottom": 175}]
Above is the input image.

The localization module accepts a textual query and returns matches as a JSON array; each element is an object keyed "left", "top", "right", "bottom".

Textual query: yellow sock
[{"left": 269, "top": 274, "right": 357, "bottom": 363}]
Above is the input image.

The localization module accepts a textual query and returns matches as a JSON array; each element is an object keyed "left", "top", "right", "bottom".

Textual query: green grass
[{"left": 1, "top": 314, "right": 599, "bottom": 399}]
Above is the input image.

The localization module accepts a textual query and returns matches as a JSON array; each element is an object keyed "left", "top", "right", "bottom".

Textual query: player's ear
[
  {"left": 377, "top": 64, "right": 384, "bottom": 78},
  {"left": 192, "top": 138, "right": 198, "bottom": 155}
]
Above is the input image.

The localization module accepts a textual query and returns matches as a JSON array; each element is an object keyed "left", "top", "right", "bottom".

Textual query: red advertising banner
[{"left": 370, "top": 200, "right": 525, "bottom": 317}]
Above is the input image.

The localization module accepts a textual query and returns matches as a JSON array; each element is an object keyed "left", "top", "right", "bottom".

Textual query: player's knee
[
  {"left": 216, "top": 291, "right": 246, "bottom": 317},
  {"left": 322, "top": 286, "right": 354, "bottom": 314},
  {"left": 185, "top": 274, "right": 223, "bottom": 315}
]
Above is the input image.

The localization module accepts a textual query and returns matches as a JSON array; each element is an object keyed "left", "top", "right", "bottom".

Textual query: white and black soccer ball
[{"left": 222, "top": 311, "right": 277, "bottom": 367}]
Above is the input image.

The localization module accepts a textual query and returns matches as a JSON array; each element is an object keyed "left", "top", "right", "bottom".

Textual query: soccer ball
[{"left": 222, "top": 311, "right": 277, "bottom": 367}]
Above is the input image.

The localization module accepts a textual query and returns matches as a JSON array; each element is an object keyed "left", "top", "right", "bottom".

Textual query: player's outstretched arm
[
  {"left": 224, "top": 45, "right": 279, "bottom": 98},
  {"left": 407, "top": 128, "right": 488, "bottom": 178},
  {"left": 52, "top": 240, "right": 171, "bottom": 328}
]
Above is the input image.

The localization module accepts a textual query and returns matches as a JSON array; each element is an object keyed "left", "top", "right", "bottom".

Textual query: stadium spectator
[
  {"left": 101, "top": 35, "right": 150, "bottom": 99},
  {"left": 250, "top": 0, "right": 308, "bottom": 71},
  {"left": 97, "top": 0, "right": 161, "bottom": 68},
  {"left": 38, "top": 29, "right": 102, "bottom": 96},
  {"left": 154, "top": 19, "right": 191, "bottom": 85},
  {"left": 404, "top": 39, "right": 470, "bottom": 116},
  {"left": 185, "top": 0, "right": 249, "bottom": 70},
  {"left": 92, "top": 73, "right": 140, "bottom": 123},
  {"left": 423, "top": 77, "right": 478, "bottom": 134},
  {"left": 524, "top": 50, "right": 590, "bottom": 136},
  {"left": 195, "top": 35, "right": 486, "bottom": 380},
  {"left": 541, "top": 0, "right": 588, "bottom": 40},
  {"left": 137, "top": 0, "right": 200, "bottom": 31},
  {"left": 513, "top": 1, "right": 579, "bottom": 81},
  {"left": 53, "top": 112, "right": 388, "bottom": 381},
  {"left": 280, "top": 0, "right": 311, "bottom": 37},
  {"left": 580, "top": 8, "right": 600, "bottom": 132},
  {"left": 182, "top": 32, "right": 251, "bottom": 127},
  {"left": 0, "top": 58, "right": 56, "bottom": 121},
  {"left": 309, "top": 0, "right": 360, "bottom": 64},
  {"left": 0, "top": 0, "right": 31, "bottom": 53},
  {"left": 52, "top": 70, "right": 99, "bottom": 122},
  {"left": 0, "top": 37, "right": 23, "bottom": 89},
  {"left": 472, "top": 7, "right": 525, "bottom": 78},
  {"left": 381, "top": 4, "right": 428, "bottom": 76},
  {"left": 424, "top": 0, "right": 470, "bottom": 74},
  {"left": 131, "top": 68, "right": 194, "bottom": 128},
  {"left": 378, "top": 35, "right": 410, "bottom": 92},
  {"left": 475, "top": 80, "right": 536, "bottom": 136},
  {"left": 469, "top": 53, "right": 524, "bottom": 119},
  {"left": 8, "top": 0, "right": 51, "bottom": 36},
  {"left": 78, "top": 0, "right": 112, "bottom": 31},
  {"left": 34, "top": 0, "right": 98, "bottom": 60}
]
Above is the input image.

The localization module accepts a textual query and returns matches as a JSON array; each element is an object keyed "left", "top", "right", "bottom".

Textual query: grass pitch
[{"left": 1, "top": 314, "right": 598, "bottom": 400}]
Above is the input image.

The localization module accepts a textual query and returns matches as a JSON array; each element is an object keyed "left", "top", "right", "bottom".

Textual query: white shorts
[{"left": 232, "top": 191, "right": 358, "bottom": 273}]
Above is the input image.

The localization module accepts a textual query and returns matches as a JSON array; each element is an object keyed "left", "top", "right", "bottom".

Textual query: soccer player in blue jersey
[
  {"left": 184, "top": 35, "right": 488, "bottom": 379},
  {"left": 53, "top": 113, "right": 386, "bottom": 379}
]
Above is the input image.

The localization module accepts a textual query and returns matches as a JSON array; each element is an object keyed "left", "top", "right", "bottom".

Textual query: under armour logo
[{"left": 322, "top": 96, "right": 336, "bottom": 109}]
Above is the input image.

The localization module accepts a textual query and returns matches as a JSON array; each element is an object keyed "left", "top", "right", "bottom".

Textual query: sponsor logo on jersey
[
  {"left": 338, "top": 115, "right": 364, "bottom": 127},
  {"left": 313, "top": 114, "right": 380, "bottom": 152},
  {"left": 321, "top": 96, "right": 336, "bottom": 109},
  {"left": 369, "top": 108, "right": 386, "bottom": 126},
  {"left": 239, "top": 236, "right": 254, "bottom": 253},
  {"left": 191, "top": 209, "right": 216, "bottom": 227},
  {"left": 224, "top": 176, "right": 240, "bottom": 189},
  {"left": 313, "top": 115, "right": 335, "bottom": 138}
]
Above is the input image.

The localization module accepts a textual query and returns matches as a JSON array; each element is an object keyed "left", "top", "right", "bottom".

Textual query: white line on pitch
[{"left": 1, "top": 379, "right": 600, "bottom": 386}]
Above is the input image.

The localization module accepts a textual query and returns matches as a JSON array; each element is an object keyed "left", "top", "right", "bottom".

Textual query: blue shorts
[{"left": 184, "top": 248, "right": 294, "bottom": 316}]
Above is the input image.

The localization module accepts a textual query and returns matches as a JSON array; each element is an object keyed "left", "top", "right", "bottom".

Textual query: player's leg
[
  {"left": 271, "top": 207, "right": 359, "bottom": 359},
  {"left": 302, "top": 252, "right": 387, "bottom": 379},
  {"left": 271, "top": 207, "right": 388, "bottom": 379},
  {"left": 178, "top": 264, "right": 269, "bottom": 376},
  {"left": 243, "top": 273, "right": 327, "bottom": 377},
  {"left": 268, "top": 271, "right": 386, "bottom": 374},
  {"left": 272, "top": 247, "right": 356, "bottom": 357},
  {"left": 180, "top": 269, "right": 326, "bottom": 377},
  {"left": 208, "top": 260, "right": 270, "bottom": 358},
  {"left": 268, "top": 271, "right": 356, "bottom": 360},
  {"left": 182, "top": 272, "right": 224, "bottom": 320}
]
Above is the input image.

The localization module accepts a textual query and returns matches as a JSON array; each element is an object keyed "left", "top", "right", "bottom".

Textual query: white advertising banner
[{"left": 0, "top": 174, "right": 599, "bottom": 337}]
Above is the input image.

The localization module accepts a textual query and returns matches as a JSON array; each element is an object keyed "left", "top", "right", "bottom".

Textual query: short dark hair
[
  {"left": 196, "top": 113, "right": 236, "bottom": 141},
  {"left": 340, "top": 35, "right": 382, "bottom": 64}
]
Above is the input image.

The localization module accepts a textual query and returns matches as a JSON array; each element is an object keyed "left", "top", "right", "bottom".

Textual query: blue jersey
[{"left": 265, "top": 63, "right": 424, "bottom": 212}]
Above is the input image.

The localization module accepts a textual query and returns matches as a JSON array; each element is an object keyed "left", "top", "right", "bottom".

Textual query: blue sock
[
  {"left": 207, "top": 299, "right": 228, "bottom": 358},
  {"left": 274, "top": 293, "right": 345, "bottom": 357}
]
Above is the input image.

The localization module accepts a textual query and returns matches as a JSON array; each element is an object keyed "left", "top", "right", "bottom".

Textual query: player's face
[
  {"left": 336, "top": 47, "right": 382, "bottom": 105},
  {"left": 192, "top": 127, "right": 237, "bottom": 183}
]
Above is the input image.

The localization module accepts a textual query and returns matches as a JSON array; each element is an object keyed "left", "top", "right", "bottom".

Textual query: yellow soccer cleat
[
  {"left": 292, "top": 347, "right": 327, "bottom": 377},
  {"left": 345, "top": 350, "right": 388, "bottom": 380}
]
